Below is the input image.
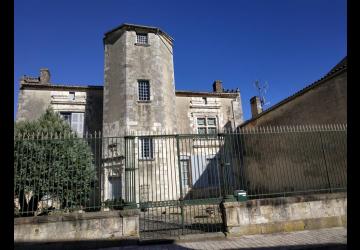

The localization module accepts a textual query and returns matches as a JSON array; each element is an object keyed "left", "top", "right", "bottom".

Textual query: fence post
[
  {"left": 176, "top": 134, "right": 185, "bottom": 232},
  {"left": 124, "top": 135, "right": 137, "bottom": 209}
]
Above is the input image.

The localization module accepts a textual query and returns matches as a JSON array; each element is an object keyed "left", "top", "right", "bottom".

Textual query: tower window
[
  {"left": 138, "top": 80, "right": 150, "bottom": 101},
  {"left": 139, "top": 137, "right": 154, "bottom": 159},
  {"left": 136, "top": 33, "right": 148, "bottom": 44}
]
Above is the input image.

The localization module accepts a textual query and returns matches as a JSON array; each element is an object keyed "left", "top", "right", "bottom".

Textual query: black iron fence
[{"left": 14, "top": 124, "right": 347, "bottom": 217}]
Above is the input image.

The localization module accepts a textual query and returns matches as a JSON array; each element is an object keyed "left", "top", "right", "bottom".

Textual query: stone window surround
[{"left": 196, "top": 116, "right": 218, "bottom": 134}]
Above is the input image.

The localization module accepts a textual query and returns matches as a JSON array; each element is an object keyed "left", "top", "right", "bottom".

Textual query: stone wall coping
[
  {"left": 223, "top": 192, "right": 347, "bottom": 208},
  {"left": 14, "top": 209, "right": 140, "bottom": 225}
]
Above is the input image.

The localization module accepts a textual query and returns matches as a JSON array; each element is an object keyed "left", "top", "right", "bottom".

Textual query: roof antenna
[{"left": 254, "top": 80, "right": 270, "bottom": 109}]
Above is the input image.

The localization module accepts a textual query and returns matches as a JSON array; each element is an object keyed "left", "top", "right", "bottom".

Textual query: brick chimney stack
[
  {"left": 213, "top": 80, "right": 223, "bottom": 93},
  {"left": 250, "top": 96, "right": 262, "bottom": 117}
]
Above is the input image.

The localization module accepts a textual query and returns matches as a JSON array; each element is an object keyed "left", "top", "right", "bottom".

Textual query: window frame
[
  {"left": 197, "top": 117, "right": 218, "bottom": 134},
  {"left": 138, "top": 80, "right": 151, "bottom": 102},
  {"left": 136, "top": 33, "right": 149, "bottom": 45},
  {"left": 139, "top": 137, "right": 154, "bottom": 160},
  {"left": 180, "top": 156, "right": 192, "bottom": 189}
]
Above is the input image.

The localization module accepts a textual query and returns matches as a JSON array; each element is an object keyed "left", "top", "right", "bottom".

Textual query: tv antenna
[{"left": 254, "top": 80, "right": 270, "bottom": 109}]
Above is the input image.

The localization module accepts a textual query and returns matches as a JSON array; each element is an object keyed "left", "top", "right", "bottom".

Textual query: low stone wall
[
  {"left": 14, "top": 209, "right": 139, "bottom": 243},
  {"left": 223, "top": 192, "right": 346, "bottom": 236}
]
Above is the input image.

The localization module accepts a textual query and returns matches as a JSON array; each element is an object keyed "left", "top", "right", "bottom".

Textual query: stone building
[
  {"left": 240, "top": 56, "right": 347, "bottom": 128},
  {"left": 16, "top": 24, "right": 243, "bottom": 203},
  {"left": 16, "top": 69, "right": 103, "bottom": 136}
]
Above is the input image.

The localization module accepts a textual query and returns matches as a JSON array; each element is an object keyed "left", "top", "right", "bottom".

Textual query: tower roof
[{"left": 103, "top": 23, "right": 174, "bottom": 44}]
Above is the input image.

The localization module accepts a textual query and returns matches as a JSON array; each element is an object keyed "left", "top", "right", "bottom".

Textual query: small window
[
  {"left": 197, "top": 118, "right": 206, "bottom": 126},
  {"left": 69, "top": 92, "right": 75, "bottom": 101},
  {"left": 139, "top": 138, "right": 153, "bottom": 159},
  {"left": 138, "top": 80, "right": 150, "bottom": 101},
  {"left": 180, "top": 157, "right": 192, "bottom": 189},
  {"left": 207, "top": 118, "right": 216, "bottom": 126},
  {"left": 136, "top": 33, "right": 148, "bottom": 44}
]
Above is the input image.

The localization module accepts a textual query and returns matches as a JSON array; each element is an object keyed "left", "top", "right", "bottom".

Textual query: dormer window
[{"left": 136, "top": 33, "right": 148, "bottom": 44}]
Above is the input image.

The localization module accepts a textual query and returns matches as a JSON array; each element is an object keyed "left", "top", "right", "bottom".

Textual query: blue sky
[{"left": 14, "top": 0, "right": 346, "bottom": 121}]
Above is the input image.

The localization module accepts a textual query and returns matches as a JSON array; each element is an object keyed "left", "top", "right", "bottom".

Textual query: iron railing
[{"left": 14, "top": 124, "right": 347, "bottom": 217}]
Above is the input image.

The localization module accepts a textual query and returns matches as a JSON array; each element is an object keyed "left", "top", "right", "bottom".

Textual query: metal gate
[{"left": 123, "top": 134, "right": 228, "bottom": 240}]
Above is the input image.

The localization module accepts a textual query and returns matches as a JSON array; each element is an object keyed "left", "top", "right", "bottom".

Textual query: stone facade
[
  {"left": 16, "top": 83, "right": 103, "bottom": 135},
  {"left": 15, "top": 24, "right": 244, "bottom": 203}
]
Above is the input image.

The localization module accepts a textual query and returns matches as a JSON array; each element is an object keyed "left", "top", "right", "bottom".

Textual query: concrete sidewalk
[{"left": 97, "top": 227, "right": 347, "bottom": 250}]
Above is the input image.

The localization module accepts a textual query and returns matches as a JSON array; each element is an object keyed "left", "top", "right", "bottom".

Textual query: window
[
  {"left": 60, "top": 112, "right": 84, "bottom": 137},
  {"left": 136, "top": 33, "right": 148, "bottom": 44},
  {"left": 139, "top": 138, "right": 153, "bottom": 159},
  {"left": 180, "top": 157, "right": 192, "bottom": 190},
  {"left": 197, "top": 117, "right": 217, "bottom": 134},
  {"left": 108, "top": 176, "right": 121, "bottom": 200},
  {"left": 138, "top": 80, "right": 150, "bottom": 101},
  {"left": 69, "top": 92, "right": 75, "bottom": 101},
  {"left": 206, "top": 155, "right": 219, "bottom": 186}
]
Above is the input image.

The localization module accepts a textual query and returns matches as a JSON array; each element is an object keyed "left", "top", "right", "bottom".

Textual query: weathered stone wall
[
  {"left": 103, "top": 29, "right": 177, "bottom": 136},
  {"left": 223, "top": 192, "right": 346, "bottom": 236},
  {"left": 175, "top": 94, "right": 243, "bottom": 134},
  {"left": 102, "top": 29, "right": 127, "bottom": 137},
  {"left": 241, "top": 70, "right": 347, "bottom": 127},
  {"left": 16, "top": 87, "right": 103, "bottom": 134},
  {"left": 14, "top": 210, "right": 139, "bottom": 242},
  {"left": 16, "top": 89, "right": 51, "bottom": 122}
]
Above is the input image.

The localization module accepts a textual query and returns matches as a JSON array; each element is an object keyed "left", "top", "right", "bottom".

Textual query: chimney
[
  {"left": 212, "top": 80, "right": 223, "bottom": 93},
  {"left": 40, "top": 68, "right": 51, "bottom": 84},
  {"left": 250, "top": 96, "right": 262, "bottom": 117}
]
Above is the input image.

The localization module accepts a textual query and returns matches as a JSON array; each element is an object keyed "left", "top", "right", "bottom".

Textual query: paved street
[{"left": 97, "top": 227, "right": 347, "bottom": 250}]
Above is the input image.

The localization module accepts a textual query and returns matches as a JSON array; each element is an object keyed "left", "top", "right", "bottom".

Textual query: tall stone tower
[{"left": 103, "top": 23, "right": 177, "bottom": 136}]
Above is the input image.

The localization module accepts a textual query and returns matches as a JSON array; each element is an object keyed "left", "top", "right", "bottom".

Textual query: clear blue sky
[{"left": 14, "top": 0, "right": 346, "bottom": 121}]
